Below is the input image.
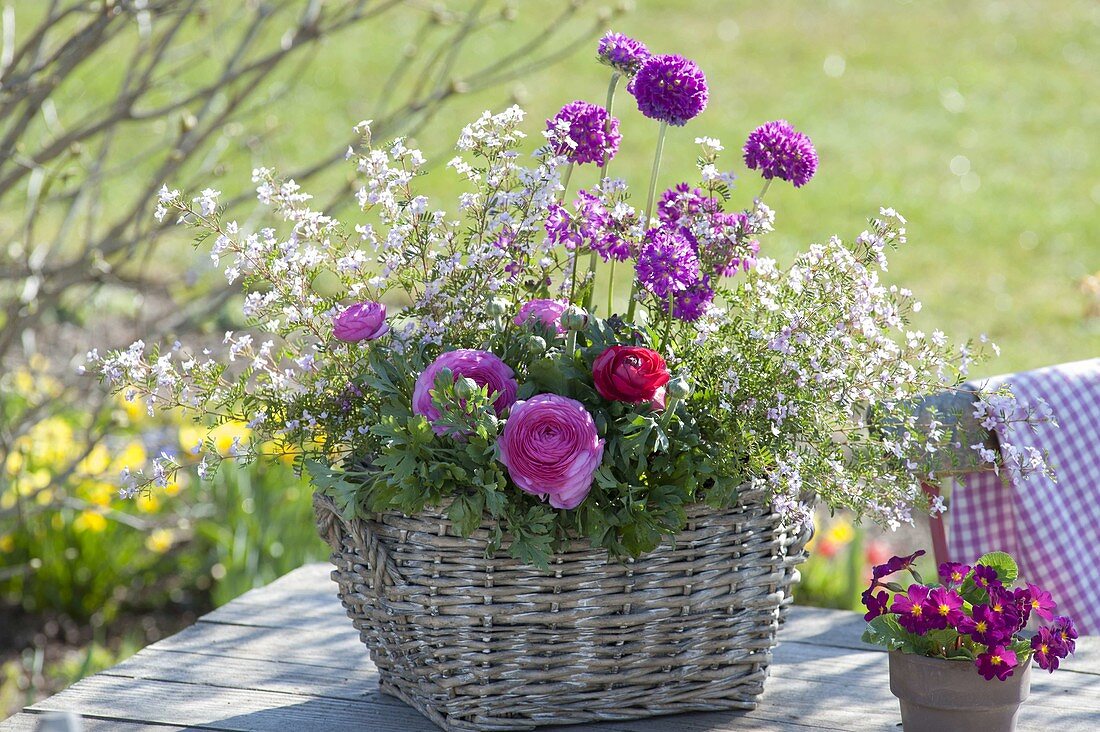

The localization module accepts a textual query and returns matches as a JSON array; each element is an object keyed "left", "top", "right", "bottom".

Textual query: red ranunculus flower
[{"left": 592, "top": 345, "right": 670, "bottom": 404}]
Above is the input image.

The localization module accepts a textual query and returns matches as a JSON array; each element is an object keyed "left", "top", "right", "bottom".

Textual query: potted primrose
[{"left": 862, "top": 550, "right": 1077, "bottom": 732}]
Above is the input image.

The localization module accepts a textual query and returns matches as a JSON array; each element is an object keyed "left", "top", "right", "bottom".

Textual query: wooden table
[{"left": 3, "top": 563, "right": 1097, "bottom": 731}]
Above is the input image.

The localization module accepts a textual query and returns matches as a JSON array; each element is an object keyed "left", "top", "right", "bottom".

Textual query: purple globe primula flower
[
  {"left": 546, "top": 100, "right": 621, "bottom": 167},
  {"left": 891, "top": 584, "right": 932, "bottom": 634},
  {"left": 975, "top": 645, "right": 1018, "bottom": 681},
  {"left": 872, "top": 549, "right": 926, "bottom": 579},
  {"left": 635, "top": 226, "right": 701, "bottom": 300},
  {"left": 630, "top": 54, "right": 708, "bottom": 127},
  {"left": 922, "top": 586, "right": 966, "bottom": 631},
  {"left": 596, "top": 31, "right": 650, "bottom": 76},
  {"left": 861, "top": 588, "right": 890, "bottom": 622},
  {"left": 743, "top": 119, "right": 818, "bottom": 188},
  {"left": 1032, "top": 626, "right": 1062, "bottom": 673},
  {"left": 938, "top": 561, "right": 972, "bottom": 588},
  {"left": 412, "top": 349, "right": 519, "bottom": 436},
  {"left": 1052, "top": 616, "right": 1078, "bottom": 654}
]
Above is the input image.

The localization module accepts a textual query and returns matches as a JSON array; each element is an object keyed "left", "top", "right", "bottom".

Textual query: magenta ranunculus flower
[
  {"left": 546, "top": 100, "right": 621, "bottom": 167},
  {"left": 497, "top": 393, "right": 604, "bottom": 510},
  {"left": 514, "top": 299, "right": 569, "bottom": 335},
  {"left": 630, "top": 54, "right": 708, "bottom": 127},
  {"left": 413, "top": 349, "right": 519, "bottom": 435},
  {"left": 975, "top": 645, "right": 1018, "bottom": 681},
  {"left": 332, "top": 301, "right": 388, "bottom": 342},
  {"left": 743, "top": 120, "right": 818, "bottom": 188}
]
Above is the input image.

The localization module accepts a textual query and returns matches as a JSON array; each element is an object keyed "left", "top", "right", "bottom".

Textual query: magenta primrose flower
[
  {"left": 1053, "top": 616, "right": 1078, "bottom": 653},
  {"left": 872, "top": 549, "right": 926, "bottom": 579},
  {"left": 861, "top": 588, "right": 890, "bottom": 621},
  {"left": 972, "top": 564, "right": 1000, "bottom": 590},
  {"left": 1032, "top": 626, "right": 1062, "bottom": 673},
  {"left": 922, "top": 587, "right": 966, "bottom": 631},
  {"left": 968, "top": 603, "right": 1012, "bottom": 646},
  {"left": 937, "top": 562, "right": 971, "bottom": 588},
  {"left": 976, "top": 645, "right": 1018, "bottom": 681},
  {"left": 891, "top": 584, "right": 932, "bottom": 634},
  {"left": 1024, "top": 582, "right": 1057, "bottom": 622}
]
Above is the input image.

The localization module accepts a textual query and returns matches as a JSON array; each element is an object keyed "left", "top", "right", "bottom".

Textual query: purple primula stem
[
  {"left": 560, "top": 162, "right": 575, "bottom": 203},
  {"left": 627, "top": 121, "right": 669, "bottom": 322},
  {"left": 660, "top": 288, "right": 674, "bottom": 352},
  {"left": 758, "top": 178, "right": 772, "bottom": 200},
  {"left": 585, "top": 73, "right": 622, "bottom": 313}
]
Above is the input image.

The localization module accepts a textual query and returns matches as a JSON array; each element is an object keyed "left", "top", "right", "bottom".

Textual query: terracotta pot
[{"left": 888, "top": 651, "right": 1031, "bottom": 732}]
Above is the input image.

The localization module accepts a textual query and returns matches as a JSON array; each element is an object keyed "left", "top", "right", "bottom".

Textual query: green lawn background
[{"left": 41, "top": 0, "right": 1100, "bottom": 372}]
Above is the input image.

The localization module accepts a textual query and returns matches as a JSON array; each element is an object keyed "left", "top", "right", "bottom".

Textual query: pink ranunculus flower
[
  {"left": 332, "top": 301, "right": 388, "bottom": 342},
  {"left": 413, "top": 349, "right": 519, "bottom": 435},
  {"left": 513, "top": 299, "right": 569, "bottom": 335},
  {"left": 497, "top": 393, "right": 604, "bottom": 509}
]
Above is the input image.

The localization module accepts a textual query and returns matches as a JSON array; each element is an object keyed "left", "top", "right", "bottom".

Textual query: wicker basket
[{"left": 313, "top": 487, "right": 810, "bottom": 732}]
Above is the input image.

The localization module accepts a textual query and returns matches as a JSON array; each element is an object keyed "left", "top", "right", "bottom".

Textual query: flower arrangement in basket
[
  {"left": 90, "top": 30, "right": 1054, "bottom": 732},
  {"left": 862, "top": 549, "right": 1077, "bottom": 732}
]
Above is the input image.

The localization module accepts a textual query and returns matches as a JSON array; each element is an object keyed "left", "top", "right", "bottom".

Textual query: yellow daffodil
[
  {"left": 826, "top": 521, "right": 855, "bottom": 546},
  {"left": 144, "top": 528, "right": 174, "bottom": 554},
  {"left": 74, "top": 510, "right": 108, "bottom": 533}
]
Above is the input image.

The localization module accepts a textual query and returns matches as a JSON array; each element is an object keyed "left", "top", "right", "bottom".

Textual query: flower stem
[
  {"left": 758, "top": 178, "right": 772, "bottom": 201},
  {"left": 584, "top": 73, "right": 621, "bottom": 314},
  {"left": 606, "top": 259, "right": 617, "bottom": 315},
  {"left": 560, "top": 162, "right": 574, "bottom": 203},
  {"left": 598, "top": 73, "right": 621, "bottom": 184},
  {"left": 660, "top": 288, "right": 675, "bottom": 353},
  {"left": 626, "top": 121, "right": 668, "bottom": 323}
]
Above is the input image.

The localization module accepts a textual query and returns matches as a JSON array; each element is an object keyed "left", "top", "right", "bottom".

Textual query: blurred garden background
[{"left": 1, "top": 0, "right": 1097, "bottom": 718}]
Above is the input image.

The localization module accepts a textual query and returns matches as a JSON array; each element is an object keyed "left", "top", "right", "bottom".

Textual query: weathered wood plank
[{"left": 0, "top": 712, "right": 186, "bottom": 731}]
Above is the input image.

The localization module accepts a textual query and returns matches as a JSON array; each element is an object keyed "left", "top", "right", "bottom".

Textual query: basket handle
[{"left": 313, "top": 491, "right": 406, "bottom": 589}]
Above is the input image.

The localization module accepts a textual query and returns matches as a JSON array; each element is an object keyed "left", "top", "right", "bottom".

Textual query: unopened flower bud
[
  {"left": 560, "top": 306, "right": 589, "bottom": 331},
  {"left": 454, "top": 377, "right": 480, "bottom": 400},
  {"left": 487, "top": 297, "right": 510, "bottom": 316},
  {"left": 667, "top": 376, "right": 692, "bottom": 399},
  {"left": 525, "top": 335, "right": 547, "bottom": 355}
]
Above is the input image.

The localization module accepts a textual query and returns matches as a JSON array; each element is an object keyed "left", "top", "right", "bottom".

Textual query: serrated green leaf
[{"left": 976, "top": 551, "right": 1018, "bottom": 585}]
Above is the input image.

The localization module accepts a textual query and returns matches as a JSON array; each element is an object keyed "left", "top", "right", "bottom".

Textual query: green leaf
[
  {"left": 861, "top": 614, "right": 921, "bottom": 653},
  {"left": 976, "top": 551, "right": 1018, "bottom": 585},
  {"left": 447, "top": 493, "right": 484, "bottom": 536}
]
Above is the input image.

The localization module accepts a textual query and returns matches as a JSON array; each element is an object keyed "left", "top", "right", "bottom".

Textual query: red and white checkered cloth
[{"left": 949, "top": 358, "right": 1100, "bottom": 634}]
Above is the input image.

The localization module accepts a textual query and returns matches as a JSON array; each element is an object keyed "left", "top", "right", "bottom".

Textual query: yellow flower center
[
  {"left": 975, "top": 621, "right": 987, "bottom": 633},
  {"left": 992, "top": 603, "right": 1003, "bottom": 613},
  {"left": 1040, "top": 644, "right": 1049, "bottom": 654},
  {"left": 1031, "top": 599, "right": 1041, "bottom": 610},
  {"left": 952, "top": 572, "right": 963, "bottom": 581},
  {"left": 938, "top": 604, "right": 950, "bottom": 616},
  {"left": 991, "top": 657, "right": 1002, "bottom": 665},
  {"left": 911, "top": 606, "right": 922, "bottom": 616}
]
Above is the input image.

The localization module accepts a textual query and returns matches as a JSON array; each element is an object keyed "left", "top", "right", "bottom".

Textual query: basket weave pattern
[{"left": 314, "top": 488, "right": 809, "bottom": 732}]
